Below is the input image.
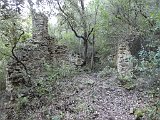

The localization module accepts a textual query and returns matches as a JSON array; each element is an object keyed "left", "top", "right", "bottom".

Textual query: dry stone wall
[
  {"left": 117, "top": 41, "right": 133, "bottom": 77},
  {"left": 5, "top": 12, "right": 68, "bottom": 102},
  {"left": 116, "top": 33, "right": 143, "bottom": 77}
]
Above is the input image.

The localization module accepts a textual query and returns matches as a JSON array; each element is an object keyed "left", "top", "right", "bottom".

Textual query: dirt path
[{"left": 29, "top": 74, "right": 152, "bottom": 120}]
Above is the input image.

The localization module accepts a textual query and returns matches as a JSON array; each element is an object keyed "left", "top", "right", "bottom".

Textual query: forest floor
[
  {"left": 25, "top": 74, "right": 157, "bottom": 120},
  {"left": 0, "top": 73, "right": 159, "bottom": 120}
]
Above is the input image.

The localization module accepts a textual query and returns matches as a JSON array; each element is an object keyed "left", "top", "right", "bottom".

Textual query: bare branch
[
  {"left": 11, "top": 29, "right": 29, "bottom": 76},
  {"left": 139, "top": 12, "right": 155, "bottom": 27},
  {"left": 87, "top": 27, "right": 94, "bottom": 39},
  {"left": 57, "top": 1, "right": 85, "bottom": 40}
]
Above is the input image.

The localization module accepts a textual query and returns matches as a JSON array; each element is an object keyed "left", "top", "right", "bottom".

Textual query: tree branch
[
  {"left": 139, "top": 12, "right": 155, "bottom": 27},
  {"left": 11, "top": 29, "right": 29, "bottom": 76},
  {"left": 56, "top": 0, "right": 85, "bottom": 40},
  {"left": 87, "top": 27, "right": 94, "bottom": 39}
]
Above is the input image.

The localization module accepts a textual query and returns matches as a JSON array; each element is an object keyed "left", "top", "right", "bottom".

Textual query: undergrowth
[{"left": 13, "top": 61, "right": 82, "bottom": 119}]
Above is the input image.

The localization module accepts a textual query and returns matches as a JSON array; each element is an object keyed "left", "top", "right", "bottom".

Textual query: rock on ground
[{"left": 27, "top": 74, "right": 153, "bottom": 120}]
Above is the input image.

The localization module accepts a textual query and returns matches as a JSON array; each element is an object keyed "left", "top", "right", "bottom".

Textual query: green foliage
[
  {"left": 117, "top": 74, "right": 133, "bottom": 85},
  {"left": 48, "top": 22, "right": 56, "bottom": 37},
  {"left": 133, "top": 47, "right": 160, "bottom": 119},
  {"left": 0, "top": 19, "right": 13, "bottom": 58},
  {"left": 58, "top": 32, "right": 81, "bottom": 53},
  {"left": 134, "top": 108, "right": 145, "bottom": 119},
  {"left": 20, "top": 33, "right": 32, "bottom": 42},
  {"left": 45, "top": 62, "right": 79, "bottom": 81},
  {"left": 96, "top": 40, "right": 111, "bottom": 57},
  {"left": 0, "top": 10, "right": 29, "bottom": 91},
  {"left": 34, "top": 62, "right": 79, "bottom": 97},
  {"left": 98, "top": 66, "right": 117, "bottom": 78},
  {"left": 16, "top": 96, "right": 29, "bottom": 110},
  {"left": 35, "top": 78, "right": 53, "bottom": 96},
  {"left": 21, "top": 15, "right": 32, "bottom": 35},
  {"left": 146, "top": 100, "right": 160, "bottom": 120},
  {"left": 135, "top": 49, "right": 160, "bottom": 77}
]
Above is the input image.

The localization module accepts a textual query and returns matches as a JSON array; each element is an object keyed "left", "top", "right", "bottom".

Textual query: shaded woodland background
[{"left": 0, "top": 0, "right": 160, "bottom": 120}]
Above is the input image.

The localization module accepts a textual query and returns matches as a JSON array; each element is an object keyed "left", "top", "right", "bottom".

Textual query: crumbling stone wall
[
  {"left": 32, "top": 13, "right": 49, "bottom": 42},
  {"left": 5, "top": 12, "right": 69, "bottom": 103},
  {"left": 4, "top": 12, "right": 72, "bottom": 120},
  {"left": 117, "top": 33, "right": 142, "bottom": 76},
  {"left": 117, "top": 41, "right": 133, "bottom": 76}
]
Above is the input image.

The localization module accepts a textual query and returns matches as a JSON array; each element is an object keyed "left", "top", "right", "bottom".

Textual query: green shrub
[
  {"left": 134, "top": 48, "right": 160, "bottom": 119},
  {"left": 35, "top": 78, "right": 53, "bottom": 96},
  {"left": 16, "top": 96, "right": 29, "bottom": 110},
  {"left": 134, "top": 108, "right": 145, "bottom": 119},
  {"left": 44, "top": 61, "right": 79, "bottom": 81},
  {"left": 34, "top": 61, "right": 80, "bottom": 96},
  {"left": 117, "top": 74, "right": 133, "bottom": 84},
  {"left": 98, "top": 66, "right": 117, "bottom": 78},
  {"left": 146, "top": 100, "right": 160, "bottom": 120},
  {"left": 136, "top": 49, "right": 160, "bottom": 76}
]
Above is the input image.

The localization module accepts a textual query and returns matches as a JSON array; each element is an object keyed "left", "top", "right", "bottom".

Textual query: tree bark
[
  {"left": 83, "top": 38, "right": 88, "bottom": 65},
  {"left": 91, "top": 1, "right": 99, "bottom": 70}
]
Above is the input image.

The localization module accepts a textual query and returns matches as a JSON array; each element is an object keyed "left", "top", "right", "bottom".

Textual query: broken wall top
[{"left": 32, "top": 12, "right": 49, "bottom": 43}]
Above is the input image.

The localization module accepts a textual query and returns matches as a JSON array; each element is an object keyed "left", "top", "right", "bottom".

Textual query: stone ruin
[
  {"left": 5, "top": 12, "right": 69, "bottom": 102},
  {"left": 5, "top": 11, "right": 85, "bottom": 103},
  {"left": 117, "top": 41, "right": 133, "bottom": 77},
  {"left": 117, "top": 33, "right": 142, "bottom": 77},
  {"left": 6, "top": 12, "right": 143, "bottom": 97}
]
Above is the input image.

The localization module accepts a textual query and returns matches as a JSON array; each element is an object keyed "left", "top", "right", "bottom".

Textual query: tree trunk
[
  {"left": 79, "top": 0, "right": 88, "bottom": 65},
  {"left": 83, "top": 38, "right": 88, "bottom": 65},
  {"left": 91, "top": 33, "right": 95, "bottom": 70},
  {"left": 91, "top": 1, "right": 99, "bottom": 70}
]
